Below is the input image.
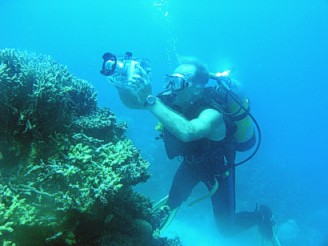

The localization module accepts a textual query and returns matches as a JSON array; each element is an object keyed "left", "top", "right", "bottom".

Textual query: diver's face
[
  {"left": 164, "top": 64, "right": 196, "bottom": 92},
  {"left": 169, "top": 64, "right": 204, "bottom": 104}
]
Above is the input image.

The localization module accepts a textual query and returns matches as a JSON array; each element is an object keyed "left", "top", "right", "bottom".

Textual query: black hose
[
  {"left": 209, "top": 74, "right": 262, "bottom": 166},
  {"left": 234, "top": 111, "right": 261, "bottom": 167}
]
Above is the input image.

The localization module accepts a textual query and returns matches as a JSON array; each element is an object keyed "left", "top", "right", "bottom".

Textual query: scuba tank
[
  {"left": 228, "top": 96, "right": 255, "bottom": 149},
  {"left": 209, "top": 71, "right": 261, "bottom": 166},
  {"left": 210, "top": 71, "right": 254, "bottom": 151}
]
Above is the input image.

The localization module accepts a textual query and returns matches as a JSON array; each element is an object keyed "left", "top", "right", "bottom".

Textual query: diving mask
[{"left": 164, "top": 73, "right": 192, "bottom": 91}]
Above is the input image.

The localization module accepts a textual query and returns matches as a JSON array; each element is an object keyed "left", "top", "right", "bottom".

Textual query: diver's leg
[
  {"left": 167, "top": 161, "right": 200, "bottom": 209},
  {"left": 208, "top": 166, "right": 237, "bottom": 236},
  {"left": 208, "top": 167, "right": 280, "bottom": 244},
  {"left": 210, "top": 166, "right": 260, "bottom": 236},
  {"left": 155, "top": 161, "right": 199, "bottom": 233}
]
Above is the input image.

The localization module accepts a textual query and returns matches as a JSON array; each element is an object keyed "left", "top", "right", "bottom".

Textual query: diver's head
[
  {"left": 165, "top": 57, "right": 209, "bottom": 95},
  {"left": 165, "top": 56, "right": 209, "bottom": 92},
  {"left": 177, "top": 56, "right": 209, "bottom": 85},
  {"left": 163, "top": 57, "right": 209, "bottom": 104}
]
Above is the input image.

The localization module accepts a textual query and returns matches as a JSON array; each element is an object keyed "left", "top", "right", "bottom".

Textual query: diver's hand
[
  {"left": 127, "top": 64, "right": 151, "bottom": 91},
  {"left": 128, "top": 74, "right": 150, "bottom": 91},
  {"left": 116, "top": 67, "right": 152, "bottom": 109}
]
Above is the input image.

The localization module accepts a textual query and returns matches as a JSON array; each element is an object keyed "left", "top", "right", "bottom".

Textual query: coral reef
[
  {"left": 0, "top": 49, "right": 181, "bottom": 246},
  {"left": 0, "top": 48, "right": 98, "bottom": 164}
]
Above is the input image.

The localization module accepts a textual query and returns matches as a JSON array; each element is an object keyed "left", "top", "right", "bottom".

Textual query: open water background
[{"left": 1, "top": 0, "right": 328, "bottom": 245}]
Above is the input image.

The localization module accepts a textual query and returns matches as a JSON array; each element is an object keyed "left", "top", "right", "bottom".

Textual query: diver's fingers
[
  {"left": 131, "top": 74, "right": 142, "bottom": 80},
  {"left": 129, "top": 75, "right": 142, "bottom": 85},
  {"left": 135, "top": 74, "right": 147, "bottom": 83},
  {"left": 130, "top": 75, "right": 148, "bottom": 87},
  {"left": 128, "top": 76, "right": 146, "bottom": 90},
  {"left": 135, "top": 64, "right": 150, "bottom": 81}
]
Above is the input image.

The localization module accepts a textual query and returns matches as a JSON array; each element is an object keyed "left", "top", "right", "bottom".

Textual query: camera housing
[{"left": 100, "top": 52, "right": 151, "bottom": 88}]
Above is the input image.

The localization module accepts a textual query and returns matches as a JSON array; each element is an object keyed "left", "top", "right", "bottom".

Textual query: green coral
[
  {"left": 71, "top": 108, "right": 128, "bottom": 143},
  {"left": 0, "top": 185, "right": 38, "bottom": 236},
  {"left": 0, "top": 48, "right": 97, "bottom": 162},
  {"left": 0, "top": 49, "right": 180, "bottom": 246},
  {"left": 68, "top": 143, "right": 94, "bottom": 164}
]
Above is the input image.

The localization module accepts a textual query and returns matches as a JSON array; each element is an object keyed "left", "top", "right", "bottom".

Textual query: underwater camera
[{"left": 100, "top": 52, "right": 151, "bottom": 88}]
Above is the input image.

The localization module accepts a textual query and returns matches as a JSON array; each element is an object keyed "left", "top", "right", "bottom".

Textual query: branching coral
[
  {"left": 0, "top": 185, "right": 38, "bottom": 236},
  {"left": 72, "top": 108, "right": 120, "bottom": 142},
  {"left": 0, "top": 49, "right": 180, "bottom": 245},
  {"left": 1, "top": 132, "right": 153, "bottom": 244},
  {"left": 0, "top": 48, "right": 97, "bottom": 151}
]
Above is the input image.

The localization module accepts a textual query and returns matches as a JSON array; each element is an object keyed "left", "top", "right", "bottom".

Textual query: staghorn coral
[
  {"left": 0, "top": 185, "right": 38, "bottom": 236},
  {"left": 0, "top": 49, "right": 181, "bottom": 246},
  {"left": 3, "top": 134, "right": 149, "bottom": 217},
  {"left": 0, "top": 48, "right": 97, "bottom": 163}
]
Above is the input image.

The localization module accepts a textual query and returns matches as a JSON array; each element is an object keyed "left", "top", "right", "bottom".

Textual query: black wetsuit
[{"left": 160, "top": 89, "right": 259, "bottom": 236}]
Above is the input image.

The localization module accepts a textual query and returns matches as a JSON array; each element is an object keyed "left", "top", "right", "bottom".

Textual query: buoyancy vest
[{"left": 158, "top": 87, "right": 240, "bottom": 169}]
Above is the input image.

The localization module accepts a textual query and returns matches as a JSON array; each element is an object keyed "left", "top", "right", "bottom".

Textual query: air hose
[{"left": 209, "top": 73, "right": 262, "bottom": 167}]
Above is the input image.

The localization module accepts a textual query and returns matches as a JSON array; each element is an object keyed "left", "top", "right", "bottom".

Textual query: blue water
[{"left": 1, "top": 0, "right": 328, "bottom": 245}]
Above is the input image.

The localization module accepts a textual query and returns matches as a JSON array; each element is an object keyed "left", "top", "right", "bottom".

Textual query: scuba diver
[{"left": 101, "top": 52, "right": 281, "bottom": 245}]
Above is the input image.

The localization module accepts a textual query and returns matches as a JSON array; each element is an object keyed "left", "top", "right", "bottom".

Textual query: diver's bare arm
[{"left": 147, "top": 98, "right": 225, "bottom": 142}]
